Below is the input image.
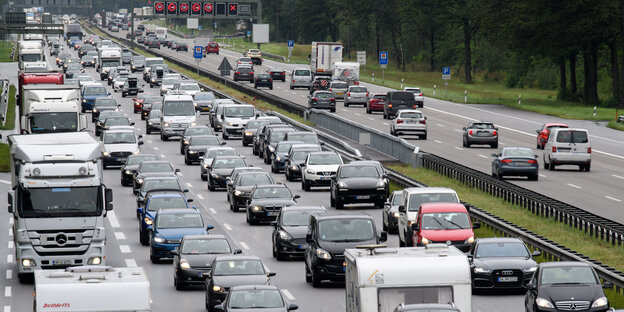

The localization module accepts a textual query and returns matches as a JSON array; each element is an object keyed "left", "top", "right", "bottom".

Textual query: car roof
[
  {"left": 102, "top": 127, "right": 135, "bottom": 133},
  {"left": 146, "top": 190, "right": 186, "bottom": 198},
  {"left": 419, "top": 202, "right": 467, "bottom": 213},
  {"left": 550, "top": 127, "right": 588, "bottom": 133},
  {"left": 475, "top": 237, "right": 524, "bottom": 244},
  {"left": 183, "top": 234, "right": 227, "bottom": 240},
  {"left": 140, "top": 160, "right": 172, "bottom": 165},
  {"left": 397, "top": 109, "right": 423, "bottom": 114},
  {"left": 229, "top": 285, "right": 279, "bottom": 291},
  {"left": 308, "top": 151, "right": 338, "bottom": 156},
  {"left": 313, "top": 212, "right": 373, "bottom": 221},
  {"left": 402, "top": 187, "right": 457, "bottom": 195},
  {"left": 254, "top": 184, "right": 288, "bottom": 189},
  {"left": 544, "top": 123, "right": 568, "bottom": 127},
  {"left": 290, "top": 144, "right": 320, "bottom": 151},
  {"left": 215, "top": 255, "right": 260, "bottom": 262},
  {"left": 539, "top": 261, "right": 591, "bottom": 268},
  {"left": 128, "top": 153, "right": 157, "bottom": 159},
  {"left": 214, "top": 155, "right": 244, "bottom": 160},
  {"left": 281, "top": 205, "right": 326, "bottom": 212},
  {"left": 156, "top": 208, "right": 199, "bottom": 215}
]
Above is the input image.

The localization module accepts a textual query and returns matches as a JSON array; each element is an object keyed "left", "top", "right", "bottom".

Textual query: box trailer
[{"left": 310, "top": 41, "right": 343, "bottom": 77}]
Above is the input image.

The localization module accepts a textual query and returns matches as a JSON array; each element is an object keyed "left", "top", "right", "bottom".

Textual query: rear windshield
[
  {"left": 390, "top": 92, "right": 414, "bottom": 101},
  {"left": 555, "top": 130, "right": 588, "bottom": 143},
  {"left": 399, "top": 112, "right": 422, "bottom": 119},
  {"left": 373, "top": 95, "right": 387, "bottom": 100},
  {"left": 331, "top": 82, "right": 348, "bottom": 88},
  {"left": 349, "top": 87, "right": 367, "bottom": 93},
  {"left": 471, "top": 123, "right": 495, "bottom": 129},
  {"left": 294, "top": 70, "right": 310, "bottom": 76}
]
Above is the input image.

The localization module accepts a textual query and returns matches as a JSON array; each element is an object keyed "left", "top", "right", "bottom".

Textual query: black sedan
[
  {"left": 92, "top": 98, "right": 119, "bottom": 122},
  {"left": 246, "top": 184, "right": 300, "bottom": 225},
  {"left": 208, "top": 156, "right": 248, "bottom": 191},
  {"left": 254, "top": 73, "right": 273, "bottom": 89},
  {"left": 173, "top": 234, "right": 241, "bottom": 290},
  {"left": 180, "top": 126, "right": 215, "bottom": 154},
  {"left": 133, "top": 161, "right": 180, "bottom": 194},
  {"left": 268, "top": 68, "right": 286, "bottom": 82},
  {"left": 491, "top": 147, "right": 539, "bottom": 181},
  {"left": 524, "top": 262, "right": 610, "bottom": 312},
  {"left": 213, "top": 285, "right": 298, "bottom": 312},
  {"left": 330, "top": 163, "right": 388, "bottom": 209},
  {"left": 468, "top": 237, "right": 539, "bottom": 292},
  {"left": 227, "top": 172, "right": 274, "bottom": 212},
  {"left": 205, "top": 256, "right": 275, "bottom": 311},
  {"left": 184, "top": 135, "right": 226, "bottom": 165},
  {"left": 308, "top": 91, "right": 336, "bottom": 112},
  {"left": 382, "top": 190, "right": 403, "bottom": 234},
  {"left": 120, "top": 154, "right": 158, "bottom": 187},
  {"left": 176, "top": 42, "right": 188, "bottom": 51},
  {"left": 145, "top": 110, "right": 162, "bottom": 134},
  {"left": 272, "top": 205, "right": 327, "bottom": 260}
]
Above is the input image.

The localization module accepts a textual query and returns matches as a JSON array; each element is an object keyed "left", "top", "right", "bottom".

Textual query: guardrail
[{"left": 0, "top": 79, "right": 9, "bottom": 126}]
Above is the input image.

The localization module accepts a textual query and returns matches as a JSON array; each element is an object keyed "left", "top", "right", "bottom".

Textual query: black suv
[
  {"left": 330, "top": 163, "right": 388, "bottom": 209},
  {"left": 233, "top": 67, "right": 254, "bottom": 83},
  {"left": 384, "top": 91, "right": 418, "bottom": 119},
  {"left": 305, "top": 213, "right": 387, "bottom": 287}
]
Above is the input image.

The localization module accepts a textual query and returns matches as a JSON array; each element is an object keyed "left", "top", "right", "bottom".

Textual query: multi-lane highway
[
  {"left": 102, "top": 24, "right": 624, "bottom": 225},
  {"left": 0, "top": 28, "right": 527, "bottom": 312}
]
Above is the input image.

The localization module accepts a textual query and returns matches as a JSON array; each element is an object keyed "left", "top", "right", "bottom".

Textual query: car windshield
[
  {"left": 540, "top": 266, "right": 598, "bottom": 285},
  {"left": 213, "top": 158, "right": 245, "bottom": 169},
  {"left": 350, "top": 87, "right": 367, "bottom": 93},
  {"left": 149, "top": 110, "right": 162, "bottom": 118},
  {"left": 315, "top": 92, "right": 332, "bottom": 98},
  {"left": 392, "top": 193, "right": 403, "bottom": 205},
  {"left": 103, "top": 132, "right": 135, "bottom": 144},
  {"left": 181, "top": 239, "right": 231, "bottom": 254},
  {"left": 191, "top": 137, "right": 220, "bottom": 145},
  {"left": 209, "top": 43, "right": 218, "bottom": 47},
  {"left": 269, "top": 131, "right": 290, "bottom": 143},
  {"left": 127, "top": 155, "right": 158, "bottom": 165},
  {"left": 206, "top": 149, "right": 236, "bottom": 159},
  {"left": 96, "top": 99, "right": 117, "bottom": 107},
  {"left": 408, "top": 193, "right": 458, "bottom": 212},
  {"left": 257, "top": 74, "right": 270, "bottom": 79},
  {"left": 194, "top": 93, "right": 214, "bottom": 101},
  {"left": 213, "top": 260, "right": 265, "bottom": 276},
  {"left": 471, "top": 123, "right": 495, "bottom": 129},
  {"left": 104, "top": 118, "right": 130, "bottom": 126},
  {"left": 503, "top": 149, "right": 534, "bottom": 158},
  {"left": 246, "top": 120, "right": 268, "bottom": 129},
  {"left": 390, "top": 92, "right": 414, "bottom": 101},
  {"left": 555, "top": 130, "right": 588, "bottom": 143},
  {"left": 225, "top": 106, "right": 255, "bottom": 118},
  {"left": 83, "top": 56, "right": 94, "bottom": 61},
  {"left": 319, "top": 219, "right": 374, "bottom": 242},
  {"left": 400, "top": 112, "right": 423, "bottom": 119},
  {"left": 294, "top": 70, "right": 310, "bottom": 76},
  {"left": 239, "top": 57, "right": 251, "bottom": 62},
  {"left": 142, "top": 179, "right": 181, "bottom": 192},
  {"left": 180, "top": 84, "right": 200, "bottom": 91},
  {"left": 475, "top": 242, "right": 529, "bottom": 258},
  {"left": 156, "top": 213, "right": 203, "bottom": 229},
  {"left": 421, "top": 212, "right": 471, "bottom": 230},
  {"left": 339, "top": 166, "right": 379, "bottom": 178},
  {"left": 147, "top": 197, "right": 187, "bottom": 211},
  {"left": 122, "top": 52, "right": 132, "bottom": 57},
  {"left": 30, "top": 113, "right": 78, "bottom": 133},
  {"left": 228, "top": 289, "right": 284, "bottom": 309},
  {"left": 67, "top": 64, "right": 81, "bottom": 70},
  {"left": 277, "top": 142, "right": 298, "bottom": 152},
  {"left": 281, "top": 210, "right": 320, "bottom": 226},
  {"left": 238, "top": 174, "right": 273, "bottom": 186},
  {"left": 252, "top": 187, "right": 292, "bottom": 199},
  {"left": 308, "top": 153, "right": 341, "bottom": 165},
  {"left": 406, "top": 88, "right": 422, "bottom": 93},
  {"left": 164, "top": 101, "right": 195, "bottom": 116},
  {"left": 291, "top": 151, "right": 311, "bottom": 162},
  {"left": 185, "top": 128, "right": 213, "bottom": 136},
  {"left": 140, "top": 163, "right": 173, "bottom": 173},
  {"left": 84, "top": 86, "right": 106, "bottom": 95},
  {"left": 331, "top": 82, "right": 348, "bottom": 88}
]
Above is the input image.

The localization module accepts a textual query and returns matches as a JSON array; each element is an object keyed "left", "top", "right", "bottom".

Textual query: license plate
[
  {"left": 337, "top": 92, "right": 343, "bottom": 95},
  {"left": 356, "top": 195, "right": 370, "bottom": 200},
  {"left": 498, "top": 276, "right": 518, "bottom": 282},
  {"left": 477, "top": 132, "right": 490, "bottom": 136},
  {"left": 197, "top": 273, "right": 203, "bottom": 277},
  {"left": 298, "top": 244, "right": 307, "bottom": 249},
  {"left": 319, "top": 177, "right": 328, "bottom": 180},
  {"left": 114, "top": 158, "right": 121, "bottom": 162},
  {"left": 266, "top": 211, "right": 279, "bottom": 216},
  {"left": 53, "top": 260, "right": 72, "bottom": 265}
]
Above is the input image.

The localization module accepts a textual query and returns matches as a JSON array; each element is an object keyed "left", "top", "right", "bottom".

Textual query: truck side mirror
[
  {"left": 410, "top": 223, "right": 419, "bottom": 231},
  {"left": 398, "top": 205, "right": 406, "bottom": 213},
  {"left": 306, "top": 233, "right": 312, "bottom": 243},
  {"left": 379, "top": 231, "right": 387, "bottom": 242},
  {"left": 105, "top": 188, "right": 113, "bottom": 210},
  {"left": 7, "top": 191, "right": 14, "bottom": 213}
]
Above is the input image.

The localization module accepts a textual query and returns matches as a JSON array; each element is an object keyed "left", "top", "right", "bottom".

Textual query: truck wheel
[{"left": 18, "top": 273, "right": 33, "bottom": 284}]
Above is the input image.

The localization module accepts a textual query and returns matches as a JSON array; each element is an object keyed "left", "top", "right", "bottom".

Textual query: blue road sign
[
  {"left": 194, "top": 46, "right": 203, "bottom": 59},
  {"left": 379, "top": 51, "right": 388, "bottom": 65},
  {"left": 198, "top": 25, "right": 202, "bottom": 30},
  {"left": 287, "top": 40, "right": 294, "bottom": 48},
  {"left": 247, "top": 30, "right": 251, "bottom": 37},
  {"left": 443, "top": 67, "right": 450, "bottom": 75}
]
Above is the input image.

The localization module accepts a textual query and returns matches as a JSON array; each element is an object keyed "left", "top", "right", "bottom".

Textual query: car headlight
[
  {"left": 535, "top": 298, "right": 554, "bottom": 309},
  {"left": 179, "top": 259, "right": 191, "bottom": 269},
  {"left": 188, "top": 150, "right": 197, "bottom": 154},
  {"left": 592, "top": 297, "right": 608, "bottom": 308},
  {"left": 183, "top": 140, "right": 190, "bottom": 145},
  {"left": 132, "top": 66, "right": 136, "bottom": 69},
  {"left": 163, "top": 122, "right": 170, "bottom": 127},
  {"left": 392, "top": 212, "right": 400, "bottom": 218},
  {"left": 21, "top": 259, "right": 36, "bottom": 267},
  {"left": 125, "top": 170, "right": 132, "bottom": 174},
  {"left": 337, "top": 181, "right": 347, "bottom": 188},
  {"left": 225, "top": 122, "right": 233, "bottom": 126},
  {"left": 151, "top": 78, "right": 155, "bottom": 82},
  {"left": 523, "top": 266, "right": 537, "bottom": 273},
  {"left": 234, "top": 190, "right": 243, "bottom": 196},
  {"left": 148, "top": 121, "right": 153, "bottom": 125},
  {"left": 191, "top": 122, "right": 196, "bottom": 126},
  {"left": 153, "top": 236, "right": 164, "bottom": 243},
  {"left": 276, "top": 157, "right": 282, "bottom": 162},
  {"left": 193, "top": 103, "right": 198, "bottom": 106},
  {"left": 133, "top": 150, "right": 140, "bottom": 154},
  {"left": 251, "top": 206, "right": 262, "bottom": 211},
  {"left": 279, "top": 230, "right": 292, "bottom": 240},
  {"left": 102, "top": 151, "right": 110, "bottom": 156},
  {"left": 244, "top": 131, "right": 253, "bottom": 136},
  {"left": 464, "top": 236, "right": 475, "bottom": 244},
  {"left": 83, "top": 99, "right": 87, "bottom": 102},
  {"left": 268, "top": 146, "right": 275, "bottom": 152},
  {"left": 315, "top": 248, "right": 331, "bottom": 260},
  {"left": 136, "top": 178, "right": 144, "bottom": 184},
  {"left": 143, "top": 217, "right": 153, "bottom": 225},
  {"left": 306, "top": 169, "right": 316, "bottom": 174},
  {"left": 212, "top": 285, "right": 225, "bottom": 293},
  {"left": 421, "top": 237, "right": 431, "bottom": 245},
  {"left": 473, "top": 267, "right": 491, "bottom": 274},
  {"left": 376, "top": 180, "right": 386, "bottom": 189},
  {"left": 202, "top": 164, "right": 209, "bottom": 169}
]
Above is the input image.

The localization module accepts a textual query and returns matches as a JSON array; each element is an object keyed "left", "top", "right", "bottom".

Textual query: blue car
[
  {"left": 270, "top": 140, "right": 303, "bottom": 173},
  {"left": 137, "top": 191, "right": 193, "bottom": 246},
  {"left": 81, "top": 84, "right": 110, "bottom": 112},
  {"left": 150, "top": 208, "right": 213, "bottom": 263}
]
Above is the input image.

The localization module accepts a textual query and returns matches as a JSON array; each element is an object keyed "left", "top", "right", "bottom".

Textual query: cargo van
[
  {"left": 543, "top": 128, "right": 591, "bottom": 171},
  {"left": 290, "top": 68, "right": 312, "bottom": 90}
]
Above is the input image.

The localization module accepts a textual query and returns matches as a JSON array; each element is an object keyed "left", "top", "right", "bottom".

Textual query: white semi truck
[
  {"left": 97, "top": 47, "right": 122, "bottom": 80},
  {"left": 18, "top": 40, "right": 45, "bottom": 70},
  {"left": 20, "top": 84, "right": 88, "bottom": 134},
  {"left": 34, "top": 266, "right": 151, "bottom": 312},
  {"left": 344, "top": 245, "right": 472, "bottom": 312},
  {"left": 7, "top": 132, "right": 113, "bottom": 282},
  {"left": 310, "top": 41, "right": 343, "bottom": 77}
]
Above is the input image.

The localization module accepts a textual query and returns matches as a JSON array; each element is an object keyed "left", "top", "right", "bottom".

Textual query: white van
[
  {"left": 543, "top": 128, "right": 591, "bottom": 171},
  {"left": 289, "top": 68, "right": 312, "bottom": 90}
]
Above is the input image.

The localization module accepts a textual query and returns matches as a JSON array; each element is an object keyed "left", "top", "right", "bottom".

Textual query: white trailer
[
  {"left": 344, "top": 245, "right": 472, "bottom": 312},
  {"left": 155, "top": 27, "right": 167, "bottom": 40},
  {"left": 333, "top": 62, "right": 360, "bottom": 85},
  {"left": 34, "top": 266, "right": 151, "bottom": 312},
  {"left": 310, "top": 41, "right": 343, "bottom": 77}
]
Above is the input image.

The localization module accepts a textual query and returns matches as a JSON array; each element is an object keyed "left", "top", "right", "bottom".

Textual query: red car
[
  {"left": 411, "top": 202, "right": 479, "bottom": 252},
  {"left": 536, "top": 123, "right": 568, "bottom": 149},
  {"left": 133, "top": 94, "right": 153, "bottom": 113},
  {"left": 366, "top": 93, "right": 387, "bottom": 114},
  {"left": 205, "top": 42, "right": 219, "bottom": 55}
]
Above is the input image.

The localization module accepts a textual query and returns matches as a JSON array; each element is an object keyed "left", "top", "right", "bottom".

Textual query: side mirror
[
  {"left": 267, "top": 272, "right": 276, "bottom": 277},
  {"left": 171, "top": 249, "right": 178, "bottom": 255},
  {"left": 271, "top": 221, "right": 278, "bottom": 228},
  {"left": 138, "top": 141, "right": 144, "bottom": 145},
  {"left": 175, "top": 169, "right": 181, "bottom": 173},
  {"left": 136, "top": 208, "right": 142, "bottom": 215},
  {"left": 535, "top": 130, "right": 540, "bottom": 134},
  {"left": 410, "top": 223, "right": 419, "bottom": 231},
  {"left": 138, "top": 135, "right": 143, "bottom": 139},
  {"left": 206, "top": 225, "right": 215, "bottom": 231},
  {"left": 526, "top": 283, "right": 536, "bottom": 290},
  {"left": 462, "top": 127, "right": 466, "bottom": 131},
  {"left": 299, "top": 163, "right": 305, "bottom": 167},
  {"left": 531, "top": 250, "right": 541, "bottom": 257},
  {"left": 491, "top": 153, "right": 498, "bottom": 157},
  {"left": 221, "top": 142, "right": 227, "bottom": 145},
  {"left": 213, "top": 305, "right": 224, "bottom": 312},
  {"left": 379, "top": 231, "right": 387, "bottom": 242},
  {"left": 472, "top": 222, "right": 481, "bottom": 229},
  {"left": 424, "top": 116, "right": 427, "bottom": 120},
  {"left": 306, "top": 233, "right": 312, "bottom": 243},
  {"left": 294, "top": 195, "right": 301, "bottom": 199},
  {"left": 288, "top": 304, "right": 299, "bottom": 311},
  {"left": 398, "top": 205, "right": 406, "bottom": 213},
  {"left": 534, "top": 155, "right": 538, "bottom": 158},
  {"left": 187, "top": 199, "right": 194, "bottom": 203},
  {"left": 107, "top": 92, "right": 111, "bottom": 95},
  {"left": 130, "top": 122, "right": 135, "bottom": 125},
  {"left": 183, "top": 189, "right": 189, "bottom": 193},
  {"left": 7, "top": 191, "right": 14, "bottom": 213},
  {"left": 105, "top": 188, "right": 113, "bottom": 210}
]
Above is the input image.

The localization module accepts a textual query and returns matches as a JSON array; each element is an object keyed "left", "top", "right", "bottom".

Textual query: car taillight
[
  {"left": 292, "top": 80, "right": 295, "bottom": 83},
  {"left": 354, "top": 81, "right": 359, "bottom": 85},
  {"left": 269, "top": 79, "right": 272, "bottom": 82},
  {"left": 366, "top": 92, "right": 369, "bottom": 97},
  {"left": 413, "top": 104, "right": 417, "bottom": 109},
  {"left": 587, "top": 147, "right": 591, "bottom": 154},
  {"left": 528, "top": 160, "right": 538, "bottom": 164},
  {"left": 235, "top": 72, "right": 240, "bottom": 74},
  {"left": 388, "top": 104, "right": 392, "bottom": 108},
  {"left": 501, "top": 159, "right": 512, "bottom": 163},
  {"left": 396, "top": 119, "right": 404, "bottom": 124},
  {"left": 250, "top": 72, "right": 254, "bottom": 75},
  {"left": 347, "top": 92, "right": 351, "bottom": 96},
  {"left": 280, "top": 73, "right": 285, "bottom": 75},
  {"left": 329, "top": 88, "right": 332, "bottom": 91},
  {"left": 469, "top": 130, "right": 473, "bottom": 135},
  {"left": 312, "top": 98, "right": 318, "bottom": 101},
  {"left": 552, "top": 146, "right": 557, "bottom": 152},
  {"left": 493, "top": 130, "right": 497, "bottom": 136},
  {"left": 418, "top": 93, "right": 423, "bottom": 96},
  {"left": 420, "top": 120, "right": 426, "bottom": 124}
]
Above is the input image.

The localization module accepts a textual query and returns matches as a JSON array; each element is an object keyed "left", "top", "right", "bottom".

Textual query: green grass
[
  {"left": 0, "top": 143, "right": 8, "bottom": 172},
  {"left": 0, "top": 41, "right": 15, "bottom": 62},
  {"left": 215, "top": 37, "right": 310, "bottom": 64},
  {"left": 0, "top": 85, "right": 16, "bottom": 130},
  {"left": 608, "top": 120, "right": 624, "bottom": 131}
]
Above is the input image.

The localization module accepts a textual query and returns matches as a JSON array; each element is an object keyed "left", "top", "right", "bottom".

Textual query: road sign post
[
  {"left": 194, "top": 46, "right": 203, "bottom": 74},
  {"left": 379, "top": 51, "right": 388, "bottom": 83},
  {"left": 287, "top": 40, "right": 294, "bottom": 63},
  {"left": 442, "top": 66, "right": 451, "bottom": 96}
]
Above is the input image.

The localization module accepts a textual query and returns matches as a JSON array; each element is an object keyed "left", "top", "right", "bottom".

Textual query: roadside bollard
[
  {"left": 464, "top": 90, "right": 467, "bottom": 104},
  {"left": 518, "top": 94, "right": 521, "bottom": 105},
  {"left": 433, "top": 85, "right": 436, "bottom": 96},
  {"left": 400, "top": 78, "right": 404, "bottom": 89},
  {"left": 594, "top": 106, "right": 597, "bottom": 117},
  {"left": 372, "top": 73, "right": 375, "bottom": 83}
]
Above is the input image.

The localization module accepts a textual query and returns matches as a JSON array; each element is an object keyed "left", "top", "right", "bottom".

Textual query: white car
[
  {"left": 237, "top": 57, "right": 253, "bottom": 67},
  {"left": 160, "top": 78, "right": 181, "bottom": 96},
  {"left": 390, "top": 109, "right": 427, "bottom": 139},
  {"left": 301, "top": 151, "right": 343, "bottom": 191},
  {"left": 113, "top": 75, "right": 128, "bottom": 92},
  {"left": 177, "top": 82, "right": 201, "bottom": 96},
  {"left": 403, "top": 87, "right": 424, "bottom": 107}
]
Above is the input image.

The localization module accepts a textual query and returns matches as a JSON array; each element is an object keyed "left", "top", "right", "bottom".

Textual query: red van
[{"left": 411, "top": 202, "right": 479, "bottom": 252}]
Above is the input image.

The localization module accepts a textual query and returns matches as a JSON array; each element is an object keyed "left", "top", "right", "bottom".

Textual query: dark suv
[
  {"left": 384, "top": 91, "right": 418, "bottom": 119},
  {"left": 304, "top": 213, "right": 387, "bottom": 287},
  {"left": 233, "top": 67, "right": 254, "bottom": 82}
]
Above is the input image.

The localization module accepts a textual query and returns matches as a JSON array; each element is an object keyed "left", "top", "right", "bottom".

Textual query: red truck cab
[
  {"left": 18, "top": 71, "right": 64, "bottom": 108},
  {"left": 205, "top": 42, "right": 219, "bottom": 55},
  {"left": 536, "top": 123, "right": 568, "bottom": 149},
  {"left": 412, "top": 202, "right": 479, "bottom": 252}
]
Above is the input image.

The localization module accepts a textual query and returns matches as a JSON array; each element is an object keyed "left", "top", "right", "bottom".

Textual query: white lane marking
[
  {"left": 186, "top": 182, "right": 193, "bottom": 188},
  {"left": 605, "top": 196, "right": 622, "bottom": 202},
  {"left": 612, "top": 174, "right": 624, "bottom": 180},
  {"left": 341, "top": 109, "right": 348, "bottom": 112},
  {"left": 282, "top": 289, "right": 296, "bottom": 301},
  {"left": 119, "top": 245, "right": 131, "bottom": 253},
  {"left": 223, "top": 223, "right": 232, "bottom": 231},
  {"left": 5, "top": 287, "right": 11, "bottom": 297},
  {"left": 478, "top": 154, "right": 489, "bottom": 159},
  {"left": 7, "top": 241, "right": 13, "bottom": 249},
  {"left": 125, "top": 259, "right": 138, "bottom": 267},
  {"left": 240, "top": 242, "right": 250, "bottom": 250},
  {"left": 160, "top": 154, "right": 166, "bottom": 158},
  {"left": 197, "top": 194, "right": 204, "bottom": 200},
  {"left": 115, "top": 232, "right": 126, "bottom": 240},
  {"left": 0, "top": 180, "right": 10, "bottom": 184},
  {"left": 8, "top": 228, "right": 12, "bottom": 236},
  {"left": 567, "top": 183, "right": 582, "bottom": 189},
  {"left": 8, "top": 217, "right": 13, "bottom": 225},
  {"left": 437, "top": 123, "right": 444, "bottom": 127},
  {"left": 291, "top": 92, "right": 297, "bottom": 95},
  {"left": 5, "top": 270, "right": 11, "bottom": 280},
  {"left": 454, "top": 147, "right": 464, "bottom": 151},
  {"left": 367, "top": 117, "right": 374, "bottom": 121},
  {"left": 209, "top": 208, "right": 217, "bottom": 214},
  {"left": 500, "top": 142, "right": 506, "bottom": 145},
  {"left": 538, "top": 174, "right": 546, "bottom": 178},
  {"left": 5, "top": 306, "right": 11, "bottom": 312},
  {"left": 148, "top": 140, "right": 153, "bottom": 144},
  {"left": 6, "top": 255, "right": 12, "bottom": 264},
  {"left": 433, "top": 140, "right": 443, "bottom": 144},
  {"left": 355, "top": 113, "right": 361, "bottom": 116},
  {"left": 153, "top": 147, "right": 159, "bottom": 150},
  {"left": 299, "top": 95, "right": 306, "bottom": 98},
  {"left": 382, "top": 122, "right": 389, "bottom": 126},
  {"left": 107, "top": 211, "right": 121, "bottom": 228},
  {"left": 453, "top": 129, "right": 463, "bottom": 132}
]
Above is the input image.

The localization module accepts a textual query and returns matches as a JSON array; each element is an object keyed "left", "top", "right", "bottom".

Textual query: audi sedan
[
  {"left": 491, "top": 147, "right": 539, "bottom": 181},
  {"left": 246, "top": 184, "right": 300, "bottom": 225},
  {"left": 463, "top": 122, "right": 498, "bottom": 148},
  {"left": 308, "top": 91, "right": 336, "bottom": 112}
]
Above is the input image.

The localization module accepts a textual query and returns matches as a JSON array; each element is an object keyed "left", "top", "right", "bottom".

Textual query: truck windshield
[
  {"left": 101, "top": 60, "right": 120, "bottom": 68},
  {"left": 225, "top": 106, "right": 254, "bottom": 118},
  {"left": 18, "top": 186, "right": 102, "bottom": 217},
  {"left": 163, "top": 101, "right": 195, "bottom": 116},
  {"left": 20, "top": 54, "right": 42, "bottom": 62},
  {"left": 30, "top": 113, "right": 77, "bottom": 133}
]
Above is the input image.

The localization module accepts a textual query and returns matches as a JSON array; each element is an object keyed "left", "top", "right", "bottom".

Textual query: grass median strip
[
  {"left": 0, "top": 143, "right": 9, "bottom": 172},
  {"left": 0, "top": 85, "right": 16, "bottom": 130},
  {"left": 0, "top": 41, "right": 15, "bottom": 62}
]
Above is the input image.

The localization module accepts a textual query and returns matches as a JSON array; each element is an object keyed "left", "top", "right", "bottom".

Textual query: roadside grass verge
[
  {"left": 0, "top": 85, "right": 16, "bottom": 130},
  {"left": 608, "top": 121, "right": 624, "bottom": 131},
  {"left": 0, "top": 143, "right": 9, "bottom": 172},
  {"left": 0, "top": 41, "right": 15, "bottom": 62},
  {"left": 214, "top": 37, "right": 310, "bottom": 65}
]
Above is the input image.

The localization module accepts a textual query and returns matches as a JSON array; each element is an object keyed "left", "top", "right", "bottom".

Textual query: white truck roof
[
  {"left": 26, "top": 101, "right": 80, "bottom": 114},
  {"left": 9, "top": 132, "right": 102, "bottom": 162},
  {"left": 34, "top": 266, "right": 150, "bottom": 312},
  {"left": 23, "top": 85, "right": 80, "bottom": 103}
]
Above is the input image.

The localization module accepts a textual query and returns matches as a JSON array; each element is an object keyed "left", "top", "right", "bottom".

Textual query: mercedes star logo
[
  {"left": 56, "top": 234, "right": 68, "bottom": 246},
  {"left": 569, "top": 303, "right": 577, "bottom": 310},
  {"left": 445, "top": 240, "right": 451, "bottom": 245}
]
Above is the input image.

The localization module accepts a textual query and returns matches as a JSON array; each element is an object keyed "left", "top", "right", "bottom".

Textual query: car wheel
[
  {"left": 366, "top": 107, "right": 371, "bottom": 114},
  {"left": 549, "top": 162, "right": 555, "bottom": 171},
  {"left": 585, "top": 163, "right": 591, "bottom": 172},
  {"left": 344, "top": 102, "right": 349, "bottom": 107},
  {"left": 274, "top": 244, "right": 285, "bottom": 261},
  {"left": 140, "top": 229, "right": 149, "bottom": 246},
  {"left": 305, "top": 263, "right": 312, "bottom": 283},
  {"left": 497, "top": 170, "right": 503, "bottom": 180},
  {"left": 530, "top": 174, "right": 538, "bottom": 181},
  {"left": 491, "top": 143, "right": 498, "bottom": 148},
  {"left": 421, "top": 134, "right": 427, "bottom": 140},
  {"left": 150, "top": 249, "right": 159, "bottom": 264},
  {"left": 383, "top": 111, "right": 388, "bottom": 119},
  {"left": 330, "top": 193, "right": 335, "bottom": 207},
  {"left": 271, "top": 162, "right": 277, "bottom": 173},
  {"left": 223, "top": 132, "right": 229, "bottom": 140},
  {"left": 311, "top": 267, "right": 322, "bottom": 288},
  {"left": 290, "top": 85, "right": 294, "bottom": 90},
  {"left": 174, "top": 276, "right": 185, "bottom": 290},
  {"left": 303, "top": 179, "right": 310, "bottom": 191},
  {"left": 201, "top": 174, "right": 207, "bottom": 181},
  {"left": 335, "top": 197, "right": 344, "bottom": 210},
  {"left": 208, "top": 179, "right": 215, "bottom": 191},
  {"left": 399, "top": 234, "right": 406, "bottom": 247}
]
